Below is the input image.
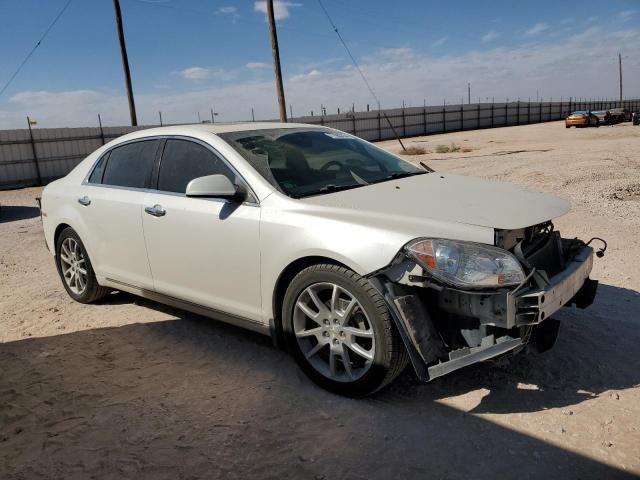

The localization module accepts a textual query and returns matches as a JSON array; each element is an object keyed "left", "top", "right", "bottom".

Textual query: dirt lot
[{"left": 1, "top": 121, "right": 639, "bottom": 479}]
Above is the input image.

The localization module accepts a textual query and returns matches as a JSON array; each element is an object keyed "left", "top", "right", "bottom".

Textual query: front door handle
[
  {"left": 144, "top": 204, "right": 166, "bottom": 217},
  {"left": 78, "top": 196, "right": 91, "bottom": 206}
]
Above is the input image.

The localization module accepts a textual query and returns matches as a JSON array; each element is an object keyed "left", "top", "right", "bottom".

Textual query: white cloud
[
  {"left": 481, "top": 31, "right": 500, "bottom": 42},
  {"left": 175, "top": 67, "right": 230, "bottom": 81},
  {"left": 377, "top": 47, "right": 414, "bottom": 60},
  {"left": 288, "top": 69, "right": 321, "bottom": 82},
  {"left": 176, "top": 67, "right": 211, "bottom": 80},
  {"left": 253, "top": 1, "right": 301, "bottom": 21},
  {"left": 216, "top": 6, "right": 237, "bottom": 14},
  {"left": 216, "top": 5, "right": 240, "bottom": 22},
  {"left": 3, "top": 26, "right": 640, "bottom": 128},
  {"left": 618, "top": 10, "right": 636, "bottom": 21},
  {"left": 432, "top": 36, "right": 447, "bottom": 47},
  {"left": 246, "top": 62, "right": 270, "bottom": 69},
  {"left": 524, "top": 22, "right": 549, "bottom": 37}
]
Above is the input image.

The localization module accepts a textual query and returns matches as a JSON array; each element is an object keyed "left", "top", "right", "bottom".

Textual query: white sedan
[{"left": 40, "top": 123, "right": 600, "bottom": 396}]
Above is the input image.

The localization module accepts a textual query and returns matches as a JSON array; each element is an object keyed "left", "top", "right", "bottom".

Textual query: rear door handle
[
  {"left": 78, "top": 196, "right": 91, "bottom": 206},
  {"left": 144, "top": 204, "right": 166, "bottom": 217}
]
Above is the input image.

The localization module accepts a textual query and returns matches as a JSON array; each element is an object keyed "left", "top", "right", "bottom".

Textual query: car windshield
[
  {"left": 219, "top": 128, "right": 425, "bottom": 198},
  {"left": 572, "top": 111, "right": 589, "bottom": 115}
]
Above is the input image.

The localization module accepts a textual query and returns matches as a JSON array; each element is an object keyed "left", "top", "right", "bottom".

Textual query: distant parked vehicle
[
  {"left": 592, "top": 110, "right": 614, "bottom": 125},
  {"left": 633, "top": 112, "right": 640, "bottom": 125},
  {"left": 609, "top": 108, "right": 630, "bottom": 123},
  {"left": 565, "top": 111, "right": 599, "bottom": 128}
]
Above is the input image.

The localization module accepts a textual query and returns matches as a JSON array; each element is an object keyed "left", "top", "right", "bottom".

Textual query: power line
[
  {"left": 315, "top": 0, "right": 381, "bottom": 107},
  {"left": 0, "top": 0, "right": 73, "bottom": 99},
  {"left": 315, "top": 0, "right": 407, "bottom": 151}
]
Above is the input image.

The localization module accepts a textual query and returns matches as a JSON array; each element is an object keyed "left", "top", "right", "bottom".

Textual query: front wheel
[
  {"left": 55, "top": 227, "right": 110, "bottom": 303},
  {"left": 282, "top": 264, "right": 408, "bottom": 396}
]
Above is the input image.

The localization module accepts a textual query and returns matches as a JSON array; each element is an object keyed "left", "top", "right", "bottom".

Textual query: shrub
[
  {"left": 402, "top": 145, "right": 427, "bottom": 155},
  {"left": 435, "top": 142, "right": 461, "bottom": 153}
]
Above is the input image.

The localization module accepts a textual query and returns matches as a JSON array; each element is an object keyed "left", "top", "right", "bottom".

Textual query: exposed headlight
[{"left": 405, "top": 238, "right": 525, "bottom": 289}]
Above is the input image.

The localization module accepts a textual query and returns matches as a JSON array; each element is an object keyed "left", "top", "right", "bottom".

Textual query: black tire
[
  {"left": 595, "top": 118, "right": 600, "bottom": 127},
  {"left": 282, "top": 264, "right": 409, "bottom": 397},
  {"left": 55, "top": 227, "right": 110, "bottom": 303}
]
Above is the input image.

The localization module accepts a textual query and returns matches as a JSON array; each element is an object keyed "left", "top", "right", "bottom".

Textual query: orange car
[{"left": 565, "top": 111, "right": 600, "bottom": 128}]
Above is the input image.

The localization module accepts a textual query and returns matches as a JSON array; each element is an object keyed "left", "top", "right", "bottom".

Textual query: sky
[{"left": 0, "top": 0, "right": 639, "bottom": 128}]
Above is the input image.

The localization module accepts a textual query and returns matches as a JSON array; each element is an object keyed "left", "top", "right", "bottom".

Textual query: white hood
[{"left": 301, "top": 173, "right": 570, "bottom": 230}]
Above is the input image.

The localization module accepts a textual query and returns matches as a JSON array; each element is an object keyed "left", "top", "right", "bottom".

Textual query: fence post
[
  {"left": 423, "top": 106, "right": 427, "bottom": 136},
  {"left": 549, "top": 101, "right": 552, "bottom": 121},
  {"left": 539, "top": 102, "right": 542, "bottom": 123},
  {"left": 505, "top": 102, "right": 508, "bottom": 126},
  {"left": 377, "top": 110, "right": 381, "bottom": 140},
  {"left": 569, "top": 97, "right": 572, "bottom": 114},
  {"left": 527, "top": 102, "right": 530, "bottom": 124},
  {"left": 516, "top": 101, "right": 520, "bottom": 125},
  {"left": 477, "top": 103, "right": 481, "bottom": 128},
  {"left": 26, "top": 116, "right": 43, "bottom": 186},
  {"left": 352, "top": 112, "right": 357, "bottom": 137},
  {"left": 98, "top": 113, "right": 106, "bottom": 145},
  {"left": 442, "top": 105, "right": 446, "bottom": 133},
  {"left": 402, "top": 107, "right": 406, "bottom": 138},
  {"left": 460, "top": 104, "right": 464, "bottom": 131},
  {"left": 490, "top": 103, "right": 494, "bottom": 128}
]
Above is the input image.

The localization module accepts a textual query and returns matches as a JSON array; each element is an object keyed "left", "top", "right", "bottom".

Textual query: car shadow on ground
[
  {"left": 1, "top": 283, "right": 638, "bottom": 479},
  {"left": 0, "top": 205, "right": 40, "bottom": 223}
]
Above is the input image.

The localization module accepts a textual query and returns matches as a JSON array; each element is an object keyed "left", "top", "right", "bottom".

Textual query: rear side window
[
  {"left": 88, "top": 152, "right": 109, "bottom": 184},
  {"left": 157, "top": 139, "right": 235, "bottom": 194},
  {"left": 102, "top": 140, "right": 159, "bottom": 189}
]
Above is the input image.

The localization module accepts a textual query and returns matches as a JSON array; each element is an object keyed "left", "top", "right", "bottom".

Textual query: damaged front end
[{"left": 369, "top": 223, "right": 603, "bottom": 382}]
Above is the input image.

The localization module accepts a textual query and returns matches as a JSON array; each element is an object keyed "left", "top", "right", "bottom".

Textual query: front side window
[
  {"left": 157, "top": 139, "right": 236, "bottom": 194},
  {"left": 102, "top": 140, "right": 160, "bottom": 189},
  {"left": 219, "top": 128, "right": 424, "bottom": 198}
]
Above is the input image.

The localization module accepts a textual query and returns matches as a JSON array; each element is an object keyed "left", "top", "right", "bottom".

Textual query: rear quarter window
[{"left": 87, "top": 152, "right": 109, "bottom": 184}]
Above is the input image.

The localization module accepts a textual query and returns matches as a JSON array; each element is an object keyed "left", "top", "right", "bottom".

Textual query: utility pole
[
  {"left": 467, "top": 83, "right": 471, "bottom": 104},
  {"left": 267, "top": 0, "right": 287, "bottom": 122},
  {"left": 112, "top": 0, "right": 137, "bottom": 126},
  {"left": 619, "top": 52, "right": 623, "bottom": 102}
]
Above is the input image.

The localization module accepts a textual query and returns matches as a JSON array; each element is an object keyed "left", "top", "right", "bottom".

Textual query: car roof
[
  {"left": 107, "top": 122, "right": 327, "bottom": 147},
  {"left": 131, "top": 122, "right": 322, "bottom": 136}
]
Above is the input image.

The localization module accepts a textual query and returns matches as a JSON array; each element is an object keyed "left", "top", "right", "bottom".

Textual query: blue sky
[{"left": 1, "top": 0, "right": 639, "bottom": 127}]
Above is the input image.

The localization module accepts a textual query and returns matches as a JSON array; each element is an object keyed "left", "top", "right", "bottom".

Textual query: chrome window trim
[{"left": 81, "top": 134, "right": 260, "bottom": 206}]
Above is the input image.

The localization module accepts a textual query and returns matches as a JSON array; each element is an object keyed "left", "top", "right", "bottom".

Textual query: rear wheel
[
  {"left": 282, "top": 264, "right": 408, "bottom": 396},
  {"left": 55, "top": 227, "right": 110, "bottom": 303}
]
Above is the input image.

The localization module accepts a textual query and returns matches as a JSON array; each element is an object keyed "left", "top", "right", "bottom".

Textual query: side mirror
[{"left": 186, "top": 174, "right": 247, "bottom": 202}]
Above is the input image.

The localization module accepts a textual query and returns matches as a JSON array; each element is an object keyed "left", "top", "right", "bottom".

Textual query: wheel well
[
  {"left": 271, "top": 256, "right": 348, "bottom": 349},
  {"left": 53, "top": 223, "right": 72, "bottom": 252}
]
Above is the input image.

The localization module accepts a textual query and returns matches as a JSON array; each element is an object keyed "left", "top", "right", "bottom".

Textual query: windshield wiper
[
  {"left": 294, "top": 183, "right": 365, "bottom": 198},
  {"left": 371, "top": 171, "right": 427, "bottom": 184}
]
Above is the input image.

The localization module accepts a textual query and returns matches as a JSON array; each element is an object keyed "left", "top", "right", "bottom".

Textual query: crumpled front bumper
[
  {"left": 436, "top": 245, "right": 596, "bottom": 330},
  {"left": 510, "top": 245, "right": 595, "bottom": 327},
  {"left": 371, "top": 244, "right": 598, "bottom": 382}
]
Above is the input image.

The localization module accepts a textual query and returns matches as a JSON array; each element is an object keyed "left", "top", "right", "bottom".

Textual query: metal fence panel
[{"left": 2, "top": 99, "right": 638, "bottom": 189}]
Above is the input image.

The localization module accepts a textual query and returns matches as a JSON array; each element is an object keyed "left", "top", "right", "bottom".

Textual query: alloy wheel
[
  {"left": 59, "top": 237, "right": 88, "bottom": 295},
  {"left": 293, "top": 282, "right": 375, "bottom": 382}
]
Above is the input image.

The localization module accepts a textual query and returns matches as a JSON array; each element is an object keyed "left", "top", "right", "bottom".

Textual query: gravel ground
[{"left": 1, "top": 121, "right": 639, "bottom": 479}]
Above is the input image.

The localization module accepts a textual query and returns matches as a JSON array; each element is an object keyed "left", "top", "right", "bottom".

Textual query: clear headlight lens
[{"left": 405, "top": 238, "right": 525, "bottom": 288}]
